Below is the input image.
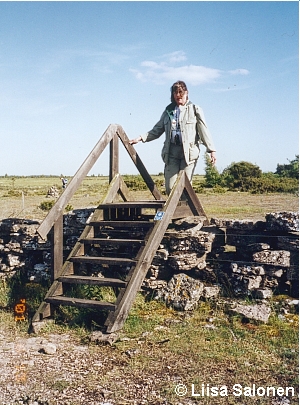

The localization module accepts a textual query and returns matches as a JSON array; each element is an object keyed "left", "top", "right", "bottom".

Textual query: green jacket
[{"left": 141, "top": 101, "right": 216, "bottom": 165}]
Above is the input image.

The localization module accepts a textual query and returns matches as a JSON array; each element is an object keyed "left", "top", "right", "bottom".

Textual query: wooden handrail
[
  {"left": 37, "top": 124, "right": 118, "bottom": 239},
  {"left": 37, "top": 124, "right": 163, "bottom": 240}
]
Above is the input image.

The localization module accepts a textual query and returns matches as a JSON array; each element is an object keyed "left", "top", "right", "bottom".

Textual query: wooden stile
[{"left": 32, "top": 125, "right": 208, "bottom": 332}]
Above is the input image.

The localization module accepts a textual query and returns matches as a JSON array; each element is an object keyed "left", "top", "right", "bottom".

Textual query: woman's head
[{"left": 171, "top": 81, "right": 188, "bottom": 105}]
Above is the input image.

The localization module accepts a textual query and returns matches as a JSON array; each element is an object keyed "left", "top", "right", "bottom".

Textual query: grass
[
  {"left": 0, "top": 175, "right": 298, "bottom": 221},
  {"left": 0, "top": 175, "right": 298, "bottom": 404},
  {"left": 1, "top": 292, "right": 297, "bottom": 404}
]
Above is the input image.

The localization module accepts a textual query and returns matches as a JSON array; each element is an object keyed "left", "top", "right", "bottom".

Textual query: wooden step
[
  {"left": 97, "top": 201, "right": 165, "bottom": 209},
  {"left": 70, "top": 256, "right": 136, "bottom": 266},
  {"left": 89, "top": 221, "right": 154, "bottom": 228},
  {"left": 80, "top": 238, "right": 145, "bottom": 245},
  {"left": 58, "top": 275, "right": 127, "bottom": 287},
  {"left": 45, "top": 296, "right": 116, "bottom": 310}
]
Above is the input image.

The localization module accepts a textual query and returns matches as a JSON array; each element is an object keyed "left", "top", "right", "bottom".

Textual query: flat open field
[{"left": 0, "top": 175, "right": 298, "bottom": 221}]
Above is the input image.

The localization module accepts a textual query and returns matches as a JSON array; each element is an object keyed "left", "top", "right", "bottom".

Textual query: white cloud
[
  {"left": 130, "top": 62, "right": 221, "bottom": 85},
  {"left": 131, "top": 52, "right": 250, "bottom": 86}
]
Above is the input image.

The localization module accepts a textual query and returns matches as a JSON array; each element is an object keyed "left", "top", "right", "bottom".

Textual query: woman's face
[{"left": 173, "top": 88, "right": 188, "bottom": 106}]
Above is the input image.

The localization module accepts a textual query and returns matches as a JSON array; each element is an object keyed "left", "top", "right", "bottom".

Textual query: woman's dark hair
[{"left": 170, "top": 81, "right": 188, "bottom": 103}]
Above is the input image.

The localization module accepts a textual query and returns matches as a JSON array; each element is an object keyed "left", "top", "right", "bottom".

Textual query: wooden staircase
[{"left": 32, "top": 125, "right": 208, "bottom": 333}]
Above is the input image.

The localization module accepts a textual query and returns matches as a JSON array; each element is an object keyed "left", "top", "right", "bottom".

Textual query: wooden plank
[
  {"left": 102, "top": 174, "right": 121, "bottom": 204},
  {"left": 58, "top": 275, "right": 127, "bottom": 287},
  {"left": 45, "top": 296, "right": 116, "bottom": 310},
  {"left": 37, "top": 124, "right": 117, "bottom": 239},
  {"left": 109, "top": 134, "right": 119, "bottom": 182},
  {"left": 32, "top": 302, "right": 52, "bottom": 322},
  {"left": 51, "top": 213, "right": 63, "bottom": 282},
  {"left": 172, "top": 202, "right": 194, "bottom": 219},
  {"left": 89, "top": 220, "right": 154, "bottom": 228},
  {"left": 182, "top": 176, "right": 209, "bottom": 223},
  {"left": 116, "top": 127, "right": 163, "bottom": 200},
  {"left": 70, "top": 256, "right": 136, "bottom": 265},
  {"left": 118, "top": 175, "right": 131, "bottom": 202},
  {"left": 81, "top": 238, "right": 145, "bottom": 245},
  {"left": 97, "top": 201, "right": 165, "bottom": 209}
]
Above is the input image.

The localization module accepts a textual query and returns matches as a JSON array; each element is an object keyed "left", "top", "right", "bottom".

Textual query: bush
[
  {"left": 39, "top": 200, "right": 55, "bottom": 211},
  {"left": 222, "top": 161, "right": 262, "bottom": 190},
  {"left": 123, "top": 175, "right": 148, "bottom": 191},
  {"left": 247, "top": 176, "right": 299, "bottom": 194},
  {"left": 275, "top": 155, "right": 299, "bottom": 179}
]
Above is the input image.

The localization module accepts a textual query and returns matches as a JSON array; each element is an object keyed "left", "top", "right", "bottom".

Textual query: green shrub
[
  {"left": 275, "top": 155, "right": 299, "bottom": 179},
  {"left": 123, "top": 175, "right": 148, "bottom": 191},
  {"left": 65, "top": 204, "right": 74, "bottom": 212},
  {"left": 39, "top": 200, "right": 55, "bottom": 211}
]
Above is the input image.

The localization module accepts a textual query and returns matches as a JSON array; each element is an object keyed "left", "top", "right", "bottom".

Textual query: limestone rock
[
  {"left": 231, "top": 302, "right": 271, "bottom": 323},
  {"left": 168, "top": 252, "right": 206, "bottom": 271},
  {"left": 89, "top": 331, "right": 119, "bottom": 345},
  {"left": 266, "top": 211, "right": 299, "bottom": 232},
  {"left": 253, "top": 250, "right": 290, "bottom": 267},
  {"left": 155, "top": 273, "right": 204, "bottom": 310},
  {"left": 203, "top": 285, "right": 220, "bottom": 299}
]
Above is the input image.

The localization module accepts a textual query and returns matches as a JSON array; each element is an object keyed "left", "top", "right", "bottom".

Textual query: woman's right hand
[{"left": 129, "top": 136, "right": 142, "bottom": 145}]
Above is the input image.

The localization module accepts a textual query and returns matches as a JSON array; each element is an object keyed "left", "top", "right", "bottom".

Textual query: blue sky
[{"left": 0, "top": 1, "right": 298, "bottom": 176}]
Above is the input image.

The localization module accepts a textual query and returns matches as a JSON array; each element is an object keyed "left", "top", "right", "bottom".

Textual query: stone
[
  {"left": 39, "top": 343, "right": 57, "bottom": 355},
  {"left": 168, "top": 252, "right": 206, "bottom": 271},
  {"left": 173, "top": 216, "right": 205, "bottom": 230},
  {"left": 266, "top": 211, "right": 299, "bottom": 232},
  {"left": 7, "top": 254, "right": 23, "bottom": 267},
  {"left": 231, "top": 263, "right": 265, "bottom": 276},
  {"left": 155, "top": 273, "right": 204, "bottom": 310},
  {"left": 164, "top": 230, "right": 214, "bottom": 253},
  {"left": 253, "top": 250, "right": 290, "bottom": 267},
  {"left": 231, "top": 302, "right": 271, "bottom": 323},
  {"left": 31, "top": 319, "right": 55, "bottom": 334},
  {"left": 277, "top": 235, "right": 299, "bottom": 251},
  {"left": 90, "top": 331, "right": 119, "bottom": 345},
  {"left": 254, "top": 288, "right": 273, "bottom": 300},
  {"left": 203, "top": 285, "right": 220, "bottom": 299}
]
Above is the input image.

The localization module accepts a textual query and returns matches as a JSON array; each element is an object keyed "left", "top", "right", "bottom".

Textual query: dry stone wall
[{"left": 0, "top": 210, "right": 298, "bottom": 315}]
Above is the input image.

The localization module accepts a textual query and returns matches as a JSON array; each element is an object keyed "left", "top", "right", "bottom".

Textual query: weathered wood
[
  {"left": 45, "top": 296, "right": 116, "bottom": 310},
  {"left": 101, "top": 174, "right": 123, "bottom": 204},
  {"left": 172, "top": 202, "right": 194, "bottom": 219},
  {"left": 70, "top": 256, "right": 136, "bottom": 266},
  {"left": 118, "top": 175, "right": 131, "bottom": 201},
  {"left": 105, "top": 172, "right": 188, "bottom": 332},
  {"left": 81, "top": 238, "right": 145, "bottom": 245},
  {"left": 109, "top": 134, "right": 119, "bottom": 182},
  {"left": 182, "top": 177, "right": 209, "bottom": 223},
  {"left": 51, "top": 213, "right": 63, "bottom": 282},
  {"left": 58, "top": 275, "right": 127, "bottom": 287},
  {"left": 89, "top": 220, "right": 154, "bottom": 228},
  {"left": 98, "top": 201, "right": 165, "bottom": 209},
  {"left": 32, "top": 302, "right": 51, "bottom": 322},
  {"left": 116, "top": 127, "right": 163, "bottom": 200},
  {"left": 37, "top": 124, "right": 117, "bottom": 239},
  {"left": 105, "top": 171, "right": 208, "bottom": 332}
]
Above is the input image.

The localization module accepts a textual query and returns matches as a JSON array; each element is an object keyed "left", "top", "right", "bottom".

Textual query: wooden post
[
  {"left": 109, "top": 134, "right": 119, "bottom": 182},
  {"left": 51, "top": 214, "right": 63, "bottom": 282}
]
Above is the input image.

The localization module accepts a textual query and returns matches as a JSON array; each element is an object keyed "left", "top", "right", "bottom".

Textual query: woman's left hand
[{"left": 210, "top": 151, "right": 217, "bottom": 166}]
